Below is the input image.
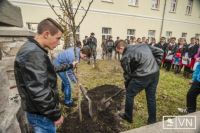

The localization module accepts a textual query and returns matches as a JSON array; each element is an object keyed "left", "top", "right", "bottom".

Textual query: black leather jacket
[
  {"left": 121, "top": 44, "right": 163, "bottom": 87},
  {"left": 14, "top": 38, "right": 70, "bottom": 121}
]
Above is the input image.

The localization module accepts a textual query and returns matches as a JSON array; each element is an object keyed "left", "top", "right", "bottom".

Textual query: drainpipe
[{"left": 160, "top": 0, "right": 167, "bottom": 38}]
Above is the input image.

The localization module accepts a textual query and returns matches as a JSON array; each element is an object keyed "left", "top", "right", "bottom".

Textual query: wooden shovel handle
[{"left": 104, "top": 89, "right": 124, "bottom": 103}]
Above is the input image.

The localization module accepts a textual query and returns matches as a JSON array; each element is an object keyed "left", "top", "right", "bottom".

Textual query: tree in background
[{"left": 46, "top": 0, "right": 94, "bottom": 50}]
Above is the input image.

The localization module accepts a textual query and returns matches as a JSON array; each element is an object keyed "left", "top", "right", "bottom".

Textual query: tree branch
[
  {"left": 46, "top": 0, "right": 72, "bottom": 27},
  {"left": 74, "top": 0, "right": 82, "bottom": 18},
  {"left": 76, "top": 0, "right": 93, "bottom": 32}
]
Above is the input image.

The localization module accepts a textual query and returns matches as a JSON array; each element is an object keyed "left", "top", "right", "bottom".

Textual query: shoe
[
  {"left": 119, "top": 113, "right": 133, "bottom": 123},
  {"left": 177, "top": 108, "right": 188, "bottom": 114}
]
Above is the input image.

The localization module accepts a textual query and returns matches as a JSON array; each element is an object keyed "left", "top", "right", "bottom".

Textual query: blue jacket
[
  {"left": 192, "top": 62, "right": 200, "bottom": 82},
  {"left": 53, "top": 47, "right": 80, "bottom": 83},
  {"left": 53, "top": 47, "right": 80, "bottom": 66}
]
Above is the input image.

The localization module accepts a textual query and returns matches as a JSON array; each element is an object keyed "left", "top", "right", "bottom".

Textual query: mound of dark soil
[{"left": 59, "top": 85, "right": 125, "bottom": 133}]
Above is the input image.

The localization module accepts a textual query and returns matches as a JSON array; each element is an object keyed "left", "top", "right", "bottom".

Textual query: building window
[
  {"left": 148, "top": 30, "right": 156, "bottom": 41},
  {"left": 152, "top": 0, "right": 160, "bottom": 9},
  {"left": 26, "top": 22, "right": 38, "bottom": 32},
  {"left": 101, "top": 0, "right": 113, "bottom": 3},
  {"left": 166, "top": 31, "right": 172, "bottom": 39},
  {"left": 195, "top": 34, "right": 200, "bottom": 39},
  {"left": 127, "top": 29, "right": 135, "bottom": 40},
  {"left": 182, "top": 32, "right": 187, "bottom": 38},
  {"left": 128, "top": 0, "right": 139, "bottom": 6},
  {"left": 170, "top": 0, "right": 177, "bottom": 12},
  {"left": 102, "top": 27, "right": 112, "bottom": 40},
  {"left": 186, "top": 0, "right": 193, "bottom": 15}
]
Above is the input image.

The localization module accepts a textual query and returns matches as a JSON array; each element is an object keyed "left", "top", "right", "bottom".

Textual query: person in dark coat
[
  {"left": 101, "top": 38, "right": 107, "bottom": 60},
  {"left": 87, "top": 32, "right": 97, "bottom": 64},
  {"left": 116, "top": 40, "right": 163, "bottom": 124},
  {"left": 165, "top": 37, "right": 178, "bottom": 71},
  {"left": 106, "top": 35, "right": 115, "bottom": 60},
  {"left": 14, "top": 18, "right": 67, "bottom": 133},
  {"left": 154, "top": 37, "right": 167, "bottom": 68},
  {"left": 83, "top": 36, "right": 88, "bottom": 46},
  {"left": 114, "top": 36, "right": 121, "bottom": 60},
  {"left": 182, "top": 37, "right": 199, "bottom": 78}
]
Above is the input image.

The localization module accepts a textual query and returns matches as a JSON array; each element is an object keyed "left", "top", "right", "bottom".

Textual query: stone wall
[
  {"left": 0, "top": 36, "right": 27, "bottom": 59},
  {"left": 0, "top": 58, "right": 21, "bottom": 133},
  {"left": 0, "top": 57, "right": 29, "bottom": 133}
]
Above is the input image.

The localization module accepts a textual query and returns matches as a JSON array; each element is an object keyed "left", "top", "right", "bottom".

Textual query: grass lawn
[{"left": 58, "top": 59, "right": 200, "bottom": 131}]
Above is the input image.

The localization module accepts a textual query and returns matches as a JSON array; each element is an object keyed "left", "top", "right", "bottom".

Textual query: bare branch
[
  {"left": 57, "top": 0, "right": 66, "bottom": 12},
  {"left": 74, "top": 0, "right": 82, "bottom": 18},
  {"left": 68, "top": 0, "right": 74, "bottom": 17},
  {"left": 76, "top": 0, "right": 93, "bottom": 31},
  {"left": 63, "top": 0, "right": 73, "bottom": 20},
  {"left": 46, "top": 0, "right": 71, "bottom": 26}
]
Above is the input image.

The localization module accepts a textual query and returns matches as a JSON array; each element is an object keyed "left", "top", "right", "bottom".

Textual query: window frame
[
  {"left": 26, "top": 22, "right": 38, "bottom": 32},
  {"left": 148, "top": 30, "right": 156, "bottom": 41},
  {"left": 169, "top": 0, "right": 177, "bottom": 13},
  {"left": 151, "top": 0, "right": 160, "bottom": 10},
  {"left": 127, "top": 29, "right": 136, "bottom": 40},
  {"left": 181, "top": 32, "right": 187, "bottom": 38},
  {"left": 128, "top": 0, "right": 139, "bottom": 7},
  {"left": 166, "top": 31, "right": 172, "bottom": 39},
  {"left": 195, "top": 34, "right": 200, "bottom": 39},
  {"left": 185, "top": 0, "right": 193, "bottom": 15},
  {"left": 102, "top": 27, "right": 112, "bottom": 40}
]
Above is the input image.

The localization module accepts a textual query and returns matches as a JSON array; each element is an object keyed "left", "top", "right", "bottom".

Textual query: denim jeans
[
  {"left": 58, "top": 71, "right": 72, "bottom": 105},
  {"left": 27, "top": 113, "right": 56, "bottom": 133},
  {"left": 125, "top": 72, "right": 159, "bottom": 124},
  {"left": 187, "top": 81, "right": 200, "bottom": 113}
]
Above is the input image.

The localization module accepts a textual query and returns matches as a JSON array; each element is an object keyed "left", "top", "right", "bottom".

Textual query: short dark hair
[
  {"left": 116, "top": 40, "right": 127, "bottom": 49},
  {"left": 81, "top": 46, "right": 91, "bottom": 57},
  {"left": 170, "top": 37, "right": 176, "bottom": 40},
  {"left": 160, "top": 37, "right": 166, "bottom": 40},
  {"left": 37, "top": 18, "right": 64, "bottom": 35}
]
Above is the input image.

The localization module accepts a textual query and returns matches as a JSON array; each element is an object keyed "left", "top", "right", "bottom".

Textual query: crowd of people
[{"left": 100, "top": 36, "right": 200, "bottom": 78}]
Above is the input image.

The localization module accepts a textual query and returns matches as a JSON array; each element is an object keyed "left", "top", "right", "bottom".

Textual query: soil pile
[{"left": 59, "top": 85, "right": 125, "bottom": 133}]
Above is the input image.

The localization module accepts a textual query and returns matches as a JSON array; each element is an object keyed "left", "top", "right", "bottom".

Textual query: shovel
[
  {"left": 98, "top": 89, "right": 124, "bottom": 111},
  {"left": 79, "top": 84, "right": 93, "bottom": 118}
]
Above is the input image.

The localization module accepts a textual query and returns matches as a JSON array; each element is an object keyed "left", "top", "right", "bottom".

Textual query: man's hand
[
  {"left": 72, "top": 61, "right": 78, "bottom": 68},
  {"left": 54, "top": 115, "right": 64, "bottom": 126}
]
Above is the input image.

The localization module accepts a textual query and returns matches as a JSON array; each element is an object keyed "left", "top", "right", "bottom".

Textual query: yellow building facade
[{"left": 9, "top": 0, "right": 200, "bottom": 49}]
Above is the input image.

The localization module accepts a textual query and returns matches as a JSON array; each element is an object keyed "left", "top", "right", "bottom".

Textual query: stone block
[
  {"left": 13, "top": 37, "right": 27, "bottom": 42},
  {"left": 0, "top": 37, "right": 13, "bottom": 42},
  {"left": 0, "top": 66, "right": 9, "bottom": 113}
]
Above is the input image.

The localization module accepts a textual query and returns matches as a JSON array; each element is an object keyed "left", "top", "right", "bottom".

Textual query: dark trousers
[
  {"left": 187, "top": 82, "right": 200, "bottom": 113},
  {"left": 165, "top": 61, "right": 172, "bottom": 71},
  {"left": 125, "top": 72, "right": 159, "bottom": 124}
]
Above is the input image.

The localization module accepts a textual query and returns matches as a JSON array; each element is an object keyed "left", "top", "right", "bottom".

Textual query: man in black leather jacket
[
  {"left": 116, "top": 40, "right": 163, "bottom": 124},
  {"left": 14, "top": 18, "right": 72, "bottom": 133}
]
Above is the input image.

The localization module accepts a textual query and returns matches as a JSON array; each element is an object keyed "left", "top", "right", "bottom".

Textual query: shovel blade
[{"left": 98, "top": 97, "right": 112, "bottom": 111}]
